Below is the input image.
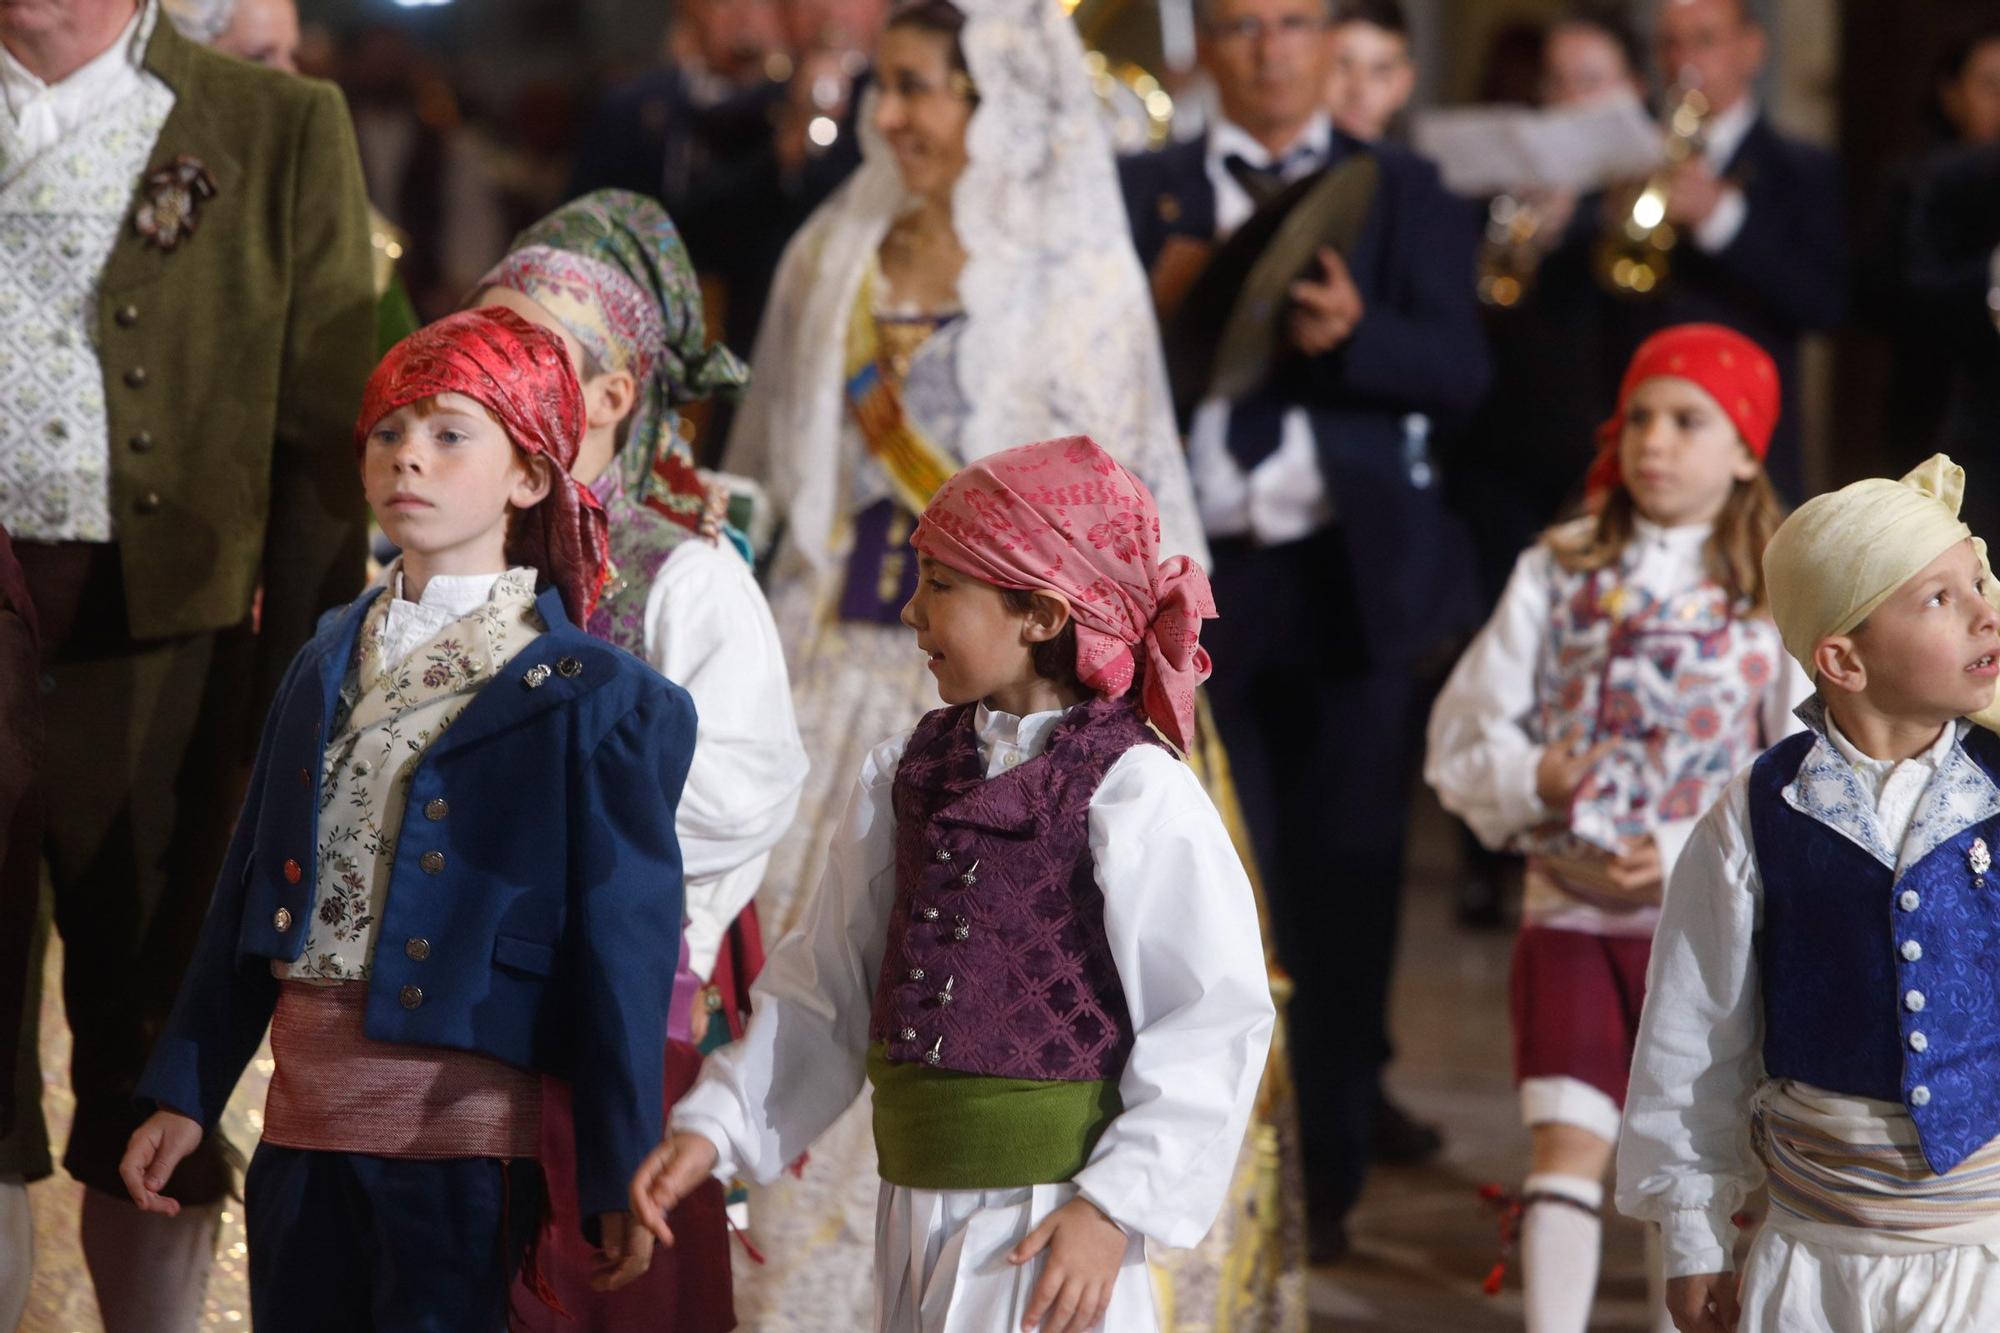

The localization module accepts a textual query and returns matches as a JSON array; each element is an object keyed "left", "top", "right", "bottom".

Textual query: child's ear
[
  {"left": 1732, "top": 442, "right": 1761, "bottom": 483},
  {"left": 1020, "top": 590, "right": 1073, "bottom": 644},
  {"left": 512, "top": 453, "right": 556, "bottom": 509},
  {"left": 584, "top": 370, "right": 639, "bottom": 433},
  {"left": 1814, "top": 634, "right": 1866, "bottom": 696}
]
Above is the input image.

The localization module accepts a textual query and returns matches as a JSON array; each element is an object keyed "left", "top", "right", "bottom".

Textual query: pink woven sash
[{"left": 262, "top": 982, "right": 541, "bottom": 1159}]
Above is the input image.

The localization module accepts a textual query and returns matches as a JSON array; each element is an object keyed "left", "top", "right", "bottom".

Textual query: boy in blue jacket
[{"left": 118, "top": 307, "right": 695, "bottom": 1327}]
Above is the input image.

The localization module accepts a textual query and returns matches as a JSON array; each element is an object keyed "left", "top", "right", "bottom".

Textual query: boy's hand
[
  {"left": 1535, "top": 737, "right": 1616, "bottom": 811},
  {"left": 118, "top": 1110, "right": 203, "bottom": 1216},
  {"left": 628, "top": 1131, "right": 720, "bottom": 1248},
  {"left": 590, "top": 1211, "right": 655, "bottom": 1292},
  {"left": 1665, "top": 1271, "right": 1739, "bottom": 1333},
  {"left": 1008, "top": 1195, "right": 1128, "bottom": 1333}
]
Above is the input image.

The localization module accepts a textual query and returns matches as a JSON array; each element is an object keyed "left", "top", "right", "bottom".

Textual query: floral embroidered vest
[
  {"left": 584, "top": 474, "right": 699, "bottom": 655},
  {"left": 282, "top": 568, "right": 544, "bottom": 982},
  {"left": 868, "top": 696, "right": 1157, "bottom": 1082},
  {"left": 1522, "top": 558, "right": 1779, "bottom": 858}
]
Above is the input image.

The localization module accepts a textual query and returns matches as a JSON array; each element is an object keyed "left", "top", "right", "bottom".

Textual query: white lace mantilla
[
  {"left": 723, "top": 0, "right": 1208, "bottom": 574},
  {"left": 0, "top": 76, "right": 173, "bottom": 541}
]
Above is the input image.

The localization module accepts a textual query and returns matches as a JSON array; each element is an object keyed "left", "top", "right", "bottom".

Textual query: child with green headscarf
[{"left": 475, "top": 189, "right": 809, "bottom": 1329}]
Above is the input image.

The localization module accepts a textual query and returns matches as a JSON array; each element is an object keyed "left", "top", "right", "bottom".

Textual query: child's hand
[
  {"left": 590, "top": 1211, "right": 655, "bottom": 1292},
  {"left": 118, "top": 1110, "right": 203, "bottom": 1216},
  {"left": 1543, "top": 836, "right": 1665, "bottom": 905},
  {"left": 628, "top": 1131, "right": 720, "bottom": 1248},
  {"left": 1535, "top": 737, "right": 1616, "bottom": 811},
  {"left": 1007, "top": 1195, "right": 1127, "bottom": 1333},
  {"left": 1665, "top": 1270, "right": 1740, "bottom": 1332}
]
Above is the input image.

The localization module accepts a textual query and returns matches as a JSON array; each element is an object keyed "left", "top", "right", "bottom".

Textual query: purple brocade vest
[{"left": 868, "top": 695, "right": 1161, "bottom": 1082}]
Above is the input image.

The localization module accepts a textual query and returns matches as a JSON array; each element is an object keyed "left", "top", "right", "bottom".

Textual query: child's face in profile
[
  {"left": 901, "top": 556, "right": 1039, "bottom": 707},
  {"left": 1616, "top": 375, "right": 1760, "bottom": 528},
  {"left": 362, "top": 393, "right": 550, "bottom": 574},
  {"left": 1842, "top": 539, "right": 2000, "bottom": 723}
]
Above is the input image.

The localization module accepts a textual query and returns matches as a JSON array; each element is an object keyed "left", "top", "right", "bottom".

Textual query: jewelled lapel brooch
[{"left": 134, "top": 155, "right": 217, "bottom": 251}]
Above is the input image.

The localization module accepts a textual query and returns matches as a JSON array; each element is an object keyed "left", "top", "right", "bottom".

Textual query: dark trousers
[
  {"left": 246, "top": 1144, "right": 542, "bottom": 1332},
  {"left": 1204, "top": 530, "right": 1419, "bottom": 1225},
  {"left": 5, "top": 542, "right": 252, "bottom": 1201},
  {"left": 0, "top": 597, "right": 42, "bottom": 1151}
]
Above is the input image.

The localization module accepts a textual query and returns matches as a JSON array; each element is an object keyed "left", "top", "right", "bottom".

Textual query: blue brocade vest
[{"left": 1749, "top": 725, "right": 2000, "bottom": 1174}]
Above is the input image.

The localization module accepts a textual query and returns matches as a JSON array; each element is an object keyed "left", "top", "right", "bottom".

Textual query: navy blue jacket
[
  {"left": 138, "top": 583, "right": 695, "bottom": 1227},
  {"left": 1119, "top": 130, "right": 1491, "bottom": 664}
]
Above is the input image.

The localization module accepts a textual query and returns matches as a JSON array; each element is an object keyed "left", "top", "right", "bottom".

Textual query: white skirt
[
  {"left": 874, "top": 1181, "right": 1160, "bottom": 1333},
  {"left": 1738, "top": 1224, "right": 2000, "bottom": 1332}
]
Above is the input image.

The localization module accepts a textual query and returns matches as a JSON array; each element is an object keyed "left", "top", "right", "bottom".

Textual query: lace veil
[{"left": 723, "top": 0, "right": 1207, "bottom": 571}]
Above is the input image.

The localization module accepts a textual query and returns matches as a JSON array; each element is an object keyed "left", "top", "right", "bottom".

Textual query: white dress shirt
[
  {"left": 672, "top": 703, "right": 1275, "bottom": 1249},
  {"left": 1616, "top": 714, "right": 1960, "bottom": 1278},
  {"left": 380, "top": 567, "right": 507, "bottom": 672},
  {"left": 0, "top": 1, "right": 152, "bottom": 157},
  {"left": 1186, "top": 113, "right": 1336, "bottom": 545}
]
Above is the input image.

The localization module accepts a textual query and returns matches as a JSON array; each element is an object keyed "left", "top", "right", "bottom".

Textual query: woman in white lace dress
[{"left": 719, "top": 0, "right": 1245, "bottom": 1325}]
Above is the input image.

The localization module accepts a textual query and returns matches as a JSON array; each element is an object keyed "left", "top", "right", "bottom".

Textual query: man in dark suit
[
  {"left": 1544, "top": 0, "right": 1843, "bottom": 501},
  {"left": 1120, "top": 0, "right": 1489, "bottom": 1263},
  {"left": 0, "top": 0, "right": 374, "bottom": 1323}
]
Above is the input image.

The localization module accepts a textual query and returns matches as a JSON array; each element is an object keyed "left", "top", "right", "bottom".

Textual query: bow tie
[{"left": 1223, "top": 147, "right": 1323, "bottom": 207}]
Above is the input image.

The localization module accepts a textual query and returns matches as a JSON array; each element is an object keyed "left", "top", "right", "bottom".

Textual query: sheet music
[{"left": 1412, "top": 93, "right": 1664, "bottom": 196}]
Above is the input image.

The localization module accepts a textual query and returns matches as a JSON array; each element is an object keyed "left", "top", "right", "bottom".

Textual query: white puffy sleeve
[
  {"left": 1069, "top": 746, "right": 1276, "bottom": 1248},
  {"left": 648, "top": 541, "right": 810, "bottom": 976},
  {"left": 1424, "top": 544, "right": 1557, "bottom": 849},
  {"left": 1615, "top": 771, "right": 1766, "bottom": 1277},
  {"left": 670, "top": 731, "right": 903, "bottom": 1183}
]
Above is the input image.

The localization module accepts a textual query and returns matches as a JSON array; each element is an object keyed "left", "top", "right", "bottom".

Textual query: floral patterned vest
[
  {"left": 1522, "top": 555, "right": 1779, "bottom": 858},
  {"left": 281, "top": 568, "right": 544, "bottom": 982}
]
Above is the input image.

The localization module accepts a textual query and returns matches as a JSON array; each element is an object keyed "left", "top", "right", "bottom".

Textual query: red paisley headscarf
[
  {"left": 357, "top": 308, "right": 610, "bottom": 624},
  {"left": 912, "top": 436, "right": 1217, "bottom": 754},
  {"left": 1586, "top": 323, "right": 1781, "bottom": 500}
]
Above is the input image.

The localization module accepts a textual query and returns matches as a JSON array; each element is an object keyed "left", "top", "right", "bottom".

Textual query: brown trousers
[{"left": 0, "top": 542, "right": 252, "bottom": 1203}]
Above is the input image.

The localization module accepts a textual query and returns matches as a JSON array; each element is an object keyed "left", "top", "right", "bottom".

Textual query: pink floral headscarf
[{"left": 912, "top": 436, "right": 1217, "bottom": 752}]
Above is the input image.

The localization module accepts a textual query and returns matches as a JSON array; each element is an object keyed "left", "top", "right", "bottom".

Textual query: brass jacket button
[
  {"left": 128, "top": 430, "right": 153, "bottom": 452},
  {"left": 424, "top": 798, "right": 448, "bottom": 821},
  {"left": 123, "top": 366, "right": 147, "bottom": 388},
  {"left": 115, "top": 304, "right": 139, "bottom": 327},
  {"left": 273, "top": 908, "right": 292, "bottom": 932},
  {"left": 400, "top": 985, "right": 423, "bottom": 1010},
  {"left": 419, "top": 850, "right": 445, "bottom": 874},
  {"left": 405, "top": 938, "right": 431, "bottom": 961},
  {"left": 134, "top": 491, "right": 161, "bottom": 515}
]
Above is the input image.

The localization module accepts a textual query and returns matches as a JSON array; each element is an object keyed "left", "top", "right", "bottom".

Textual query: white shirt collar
[
  {"left": 1701, "top": 94, "right": 1758, "bottom": 174},
  {"left": 974, "top": 702, "right": 1066, "bottom": 765},
  {"left": 1630, "top": 514, "right": 1714, "bottom": 551},
  {"left": 1206, "top": 111, "right": 1332, "bottom": 173},
  {"left": 391, "top": 565, "right": 512, "bottom": 618},
  {"left": 1825, "top": 712, "right": 1956, "bottom": 779},
  {"left": 0, "top": 0, "right": 149, "bottom": 120}
]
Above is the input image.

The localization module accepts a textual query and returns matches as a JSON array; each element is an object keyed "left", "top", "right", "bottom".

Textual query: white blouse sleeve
[
  {"left": 669, "top": 731, "right": 903, "bottom": 1184},
  {"left": 1615, "top": 771, "right": 1766, "bottom": 1278},
  {"left": 1424, "top": 545, "right": 1557, "bottom": 849},
  {"left": 648, "top": 540, "right": 810, "bottom": 888},
  {"left": 1070, "top": 747, "right": 1277, "bottom": 1249}
]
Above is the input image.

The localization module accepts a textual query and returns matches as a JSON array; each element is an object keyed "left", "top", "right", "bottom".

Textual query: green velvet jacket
[{"left": 97, "top": 17, "right": 374, "bottom": 705}]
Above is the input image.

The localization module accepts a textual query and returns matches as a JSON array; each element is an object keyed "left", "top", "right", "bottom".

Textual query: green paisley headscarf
[{"left": 479, "top": 189, "right": 750, "bottom": 540}]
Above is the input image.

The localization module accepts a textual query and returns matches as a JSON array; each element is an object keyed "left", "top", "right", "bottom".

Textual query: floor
[{"left": 15, "top": 791, "right": 1658, "bottom": 1331}]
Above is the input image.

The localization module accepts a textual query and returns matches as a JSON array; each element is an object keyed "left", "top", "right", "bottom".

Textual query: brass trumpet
[{"left": 1595, "top": 85, "right": 1709, "bottom": 299}]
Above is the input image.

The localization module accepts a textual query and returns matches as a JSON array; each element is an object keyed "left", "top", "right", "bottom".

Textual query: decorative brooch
[
  {"left": 1971, "top": 837, "right": 1991, "bottom": 889},
  {"left": 134, "top": 155, "right": 218, "bottom": 251}
]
